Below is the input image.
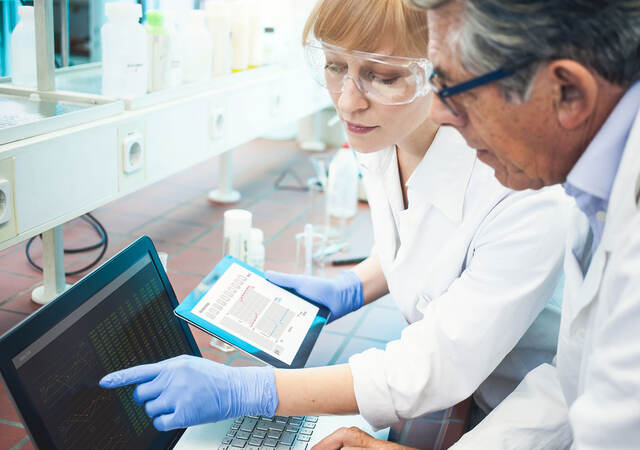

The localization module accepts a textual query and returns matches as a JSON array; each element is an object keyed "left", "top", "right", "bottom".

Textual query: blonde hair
[{"left": 302, "top": 0, "right": 429, "bottom": 58}]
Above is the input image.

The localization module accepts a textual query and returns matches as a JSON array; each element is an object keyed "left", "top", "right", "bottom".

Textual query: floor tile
[
  {"left": 199, "top": 348, "right": 232, "bottom": 365},
  {"left": 169, "top": 247, "right": 218, "bottom": 277},
  {"left": 167, "top": 271, "right": 204, "bottom": 302},
  {"left": 324, "top": 306, "right": 369, "bottom": 335},
  {"left": 229, "top": 357, "right": 265, "bottom": 368},
  {"left": 164, "top": 197, "right": 227, "bottom": 228},
  {"left": 133, "top": 219, "right": 208, "bottom": 246},
  {"left": 353, "top": 306, "right": 407, "bottom": 343},
  {"left": 90, "top": 209, "right": 155, "bottom": 235},
  {"left": 1, "top": 292, "right": 42, "bottom": 315},
  {"left": 305, "top": 332, "right": 345, "bottom": 368},
  {"left": 334, "top": 336, "right": 387, "bottom": 365},
  {"left": 190, "top": 226, "right": 223, "bottom": 252},
  {"left": 0, "top": 244, "right": 41, "bottom": 278},
  {"left": 0, "top": 424, "right": 27, "bottom": 450},
  {"left": 0, "top": 273, "right": 39, "bottom": 303},
  {"left": 0, "top": 384, "right": 21, "bottom": 423}
]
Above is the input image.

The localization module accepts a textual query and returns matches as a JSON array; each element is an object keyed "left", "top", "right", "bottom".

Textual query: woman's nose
[{"left": 337, "top": 76, "right": 369, "bottom": 113}]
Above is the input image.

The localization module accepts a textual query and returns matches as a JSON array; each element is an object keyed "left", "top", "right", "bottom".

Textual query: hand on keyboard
[
  {"left": 99, "top": 355, "right": 278, "bottom": 431},
  {"left": 312, "top": 426, "right": 411, "bottom": 450}
]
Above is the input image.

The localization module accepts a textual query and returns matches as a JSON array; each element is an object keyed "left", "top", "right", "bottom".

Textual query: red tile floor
[{"left": 0, "top": 138, "right": 468, "bottom": 449}]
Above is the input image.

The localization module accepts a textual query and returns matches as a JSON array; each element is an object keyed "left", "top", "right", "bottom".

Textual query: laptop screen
[{"left": 8, "top": 251, "right": 194, "bottom": 449}]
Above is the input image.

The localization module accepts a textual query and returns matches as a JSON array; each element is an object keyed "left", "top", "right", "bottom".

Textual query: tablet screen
[{"left": 191, "top": 262, "right": 319, "bottom": 365}]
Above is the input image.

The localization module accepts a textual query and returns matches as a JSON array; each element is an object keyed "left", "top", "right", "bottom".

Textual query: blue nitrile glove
[
  {"left": 265, "top": 270, "right": 363, "bottom": 322},
  {"left": 99, "top": 355, "right": 277, "bottom": 431}
]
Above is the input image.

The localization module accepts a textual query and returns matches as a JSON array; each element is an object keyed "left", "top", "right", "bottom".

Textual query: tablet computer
[{"left": 174, "top": 256, "right": 330, "bottom": 369}]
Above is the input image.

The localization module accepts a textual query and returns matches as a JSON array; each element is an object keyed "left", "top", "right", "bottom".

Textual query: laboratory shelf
[{"left": 0, "top": 87, "right": 124, "bottom": 146}]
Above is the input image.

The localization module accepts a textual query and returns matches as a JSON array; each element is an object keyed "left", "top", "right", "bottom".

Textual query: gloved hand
[
  {"left": 99, "top": 355, "right": 277, "bottom": 431},
  {"left": 265, "top": 270, "right": 363, "bottom": 322}
]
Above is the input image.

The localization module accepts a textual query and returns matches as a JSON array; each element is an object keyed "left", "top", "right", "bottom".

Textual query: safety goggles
[{"left": 304, "top": 40, "right": 433, "bottom": 106}]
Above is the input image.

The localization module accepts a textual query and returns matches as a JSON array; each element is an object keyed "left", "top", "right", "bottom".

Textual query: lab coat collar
[
  {"left": 565, "top": 86, "right": 640, "bottom": 328},
  {"left": 600, "top": 95, "right": 640, "bottom": 252},
  {"left": 405, "top": 126, "right": 476, "bottom": 223}
]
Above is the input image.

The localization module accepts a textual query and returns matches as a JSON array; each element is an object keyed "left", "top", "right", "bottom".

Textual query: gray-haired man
[{"left": 314, "top": 1, "right": 640, "bottom": 448}]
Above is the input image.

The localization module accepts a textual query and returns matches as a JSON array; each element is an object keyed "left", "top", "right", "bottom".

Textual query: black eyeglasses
[{"left": 428, "top": 57, "right": 536, "bottom": 116}]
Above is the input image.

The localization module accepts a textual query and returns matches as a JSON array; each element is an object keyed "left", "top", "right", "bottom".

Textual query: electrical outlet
[
  {"left": 0, "top": 179, "right": 11, "bottom": 225},
  {"left": 122, "top": 132, "right": 144, "bottom": 174},
  {"left": 117, "top": 122, "right": 146, "bottom": 192},
  {"left": 210, "top": 106, "right": 226, "bottom": 141},
  {"left": 270, "top": 91, "right": 282, "bottom": 117},
  {"left": 0, "top": 157, "right": 17, "bottom": 244}
]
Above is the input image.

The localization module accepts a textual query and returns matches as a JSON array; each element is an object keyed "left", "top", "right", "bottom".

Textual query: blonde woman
[{"left": 100, "top": 0, "right": 578, "bottom": 435}]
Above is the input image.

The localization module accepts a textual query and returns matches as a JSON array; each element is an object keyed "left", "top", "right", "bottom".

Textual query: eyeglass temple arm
[{"left": 438, "top": 58, "right": 535, "bottom": 99}]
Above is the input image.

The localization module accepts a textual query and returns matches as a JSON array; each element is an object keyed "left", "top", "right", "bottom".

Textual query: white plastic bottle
[
  {"left": 247, "top": 0, "right": 262, "bottom": 69},
  {"left": 205, "top": 0, "right": 232, "bottom": 77},
  {"left": 163, "top": 11, "right": 184, "bottom": 88},
  {"left": 146, "top": 10, "right": 170, "bottom": 92},
  {"left": 183, "top": 10, "right": 213, "bottom": 83},
  {"left": 247, "top": 228, "right": 265, "bottom": 271},
  {"left": 101, "top": 3, "right": 147, "bottom": 97},
  {"left": 326, "top": 144, "right": 359, "bottom": 234},
  {"left": 262, "top": 27, "right": 280, "bottom": 66},
  {"left": 229, "top": 0, "right": 250, "bottom": 72},
  {"left": 10, "top": 6, "right": 37, "bottom": 88}
]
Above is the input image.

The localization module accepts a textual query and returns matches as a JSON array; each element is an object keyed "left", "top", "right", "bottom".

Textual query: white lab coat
[
  {"left": 451, "top": 106, "right": 640, "bottom": 449},
  {"left": 348, "top": 126, "right": 578, "bottom": 428}
]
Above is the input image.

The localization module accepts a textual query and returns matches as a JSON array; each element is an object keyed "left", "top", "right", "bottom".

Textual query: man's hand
[{"left": 312, "top": 426, "right": 416, "bottom": 450}]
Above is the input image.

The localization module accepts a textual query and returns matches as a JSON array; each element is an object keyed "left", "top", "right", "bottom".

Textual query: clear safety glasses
[{"left": 304, "top": 40, "right": 433, "bottom": 106}]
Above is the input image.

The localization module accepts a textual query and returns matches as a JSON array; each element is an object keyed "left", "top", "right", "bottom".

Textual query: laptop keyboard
[{"left": 218, "top": 415, "right": 318, "bottom": 449}]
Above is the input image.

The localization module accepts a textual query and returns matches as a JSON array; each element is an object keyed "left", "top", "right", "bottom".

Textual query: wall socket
[
  {"left": 122, "top": 132, "right": 144, "bottom": 174},
  {"left": 0, "top": 179, "right": 11, "bottom": 225},
  {"left": 210, "top": 106, "right": 226, "bottom": 141},
  {"left": 0, "top": 157, "right": 17, "bottom": 244},
  {"left": 117, "top": 122, "right": 146, "bottom": 192}
]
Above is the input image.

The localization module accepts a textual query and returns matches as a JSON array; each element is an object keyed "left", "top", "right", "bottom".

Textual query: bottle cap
[
  {"left": 18, "top": 6, "right": 34, "bottom": 18},
  {"left": 105, "top": 3, "right": 142, "bottom": 21},
  {"left": 146, "top": 10, "right": 164, "bottom": 27},
  {"left": 224, "top": 209, "right": 252, "bottom": 237}
]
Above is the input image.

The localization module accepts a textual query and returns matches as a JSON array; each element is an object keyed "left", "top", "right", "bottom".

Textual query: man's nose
[{"left": 428, "top": 94, "right": 466, "bottom": 128}]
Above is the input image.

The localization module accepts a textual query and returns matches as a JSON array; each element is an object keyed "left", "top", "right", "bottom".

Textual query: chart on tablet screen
[{"left": 191, "top": 263, "right": 318, "bottom": 364}]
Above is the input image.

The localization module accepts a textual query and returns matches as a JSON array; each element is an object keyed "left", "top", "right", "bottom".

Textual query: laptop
[{"left": 0, "top": 236, "right": 388, "bottom": 449}]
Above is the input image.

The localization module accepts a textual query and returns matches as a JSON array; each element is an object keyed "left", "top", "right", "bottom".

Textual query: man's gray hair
[{"left": 414, "top": 0, "right": 640, "bottom": 101}]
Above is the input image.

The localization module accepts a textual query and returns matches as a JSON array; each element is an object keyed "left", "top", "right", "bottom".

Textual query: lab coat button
[{"left": 596, "top": 210, "right": 607, "bottom": 222}]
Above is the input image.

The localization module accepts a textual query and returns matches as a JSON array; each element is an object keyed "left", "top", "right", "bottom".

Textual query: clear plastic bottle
[
  {"left": 163, "top": 11, "right": 184, "bottom": 88},
  {"left": 101, "top": 3, "right": 147, "bottom": 97},
  {"left": 326, "top": 143, "right": 359, "bottom": 235},
  {"left": 146, "top": 10, "right": 170, "bottom": 92},
  {"left": 247, "top": 228, "right": 265, "bottom": 271},
  {"left": 10, "top": 6, "right": 37, "bottom": 88},
  {"left": 182, "top": 10, "right": 213, "bottom": 83},
  {"left": 223, "top": 209, "right": 252, "bottom": 261}
]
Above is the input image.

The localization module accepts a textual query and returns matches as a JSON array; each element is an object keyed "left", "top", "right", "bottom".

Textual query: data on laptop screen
[{"left": 10, "top": 254, "right": 193, "bottom": 449}]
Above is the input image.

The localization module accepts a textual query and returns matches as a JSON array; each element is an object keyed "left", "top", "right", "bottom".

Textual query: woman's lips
[{"left": 346, "top": 121, "right": 377, "bottom": 134}]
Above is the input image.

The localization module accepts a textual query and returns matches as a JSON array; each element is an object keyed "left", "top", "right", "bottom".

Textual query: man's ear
[{"left": 547, "top": 60, "right": 598, "bottom": 130}]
